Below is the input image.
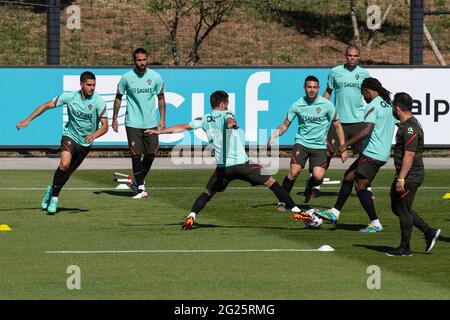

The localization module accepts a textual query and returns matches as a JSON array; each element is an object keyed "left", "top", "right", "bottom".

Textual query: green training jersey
[
  {"left": 287, "top": 95, "right": 336, "bottom": 149},
  {"left": 327, "top": 64, "right": 369, "bottom": 124},
  {"left": 189, "top": 109, "right": 248, "bottom": 167},
  {"left": 117, "top": 68, "right": 164, "bottom": 129},
  {"left": 54, "top": 91, "right": 107, "bottom": 147},
  {"left": 362, "top": 96, "right": 396, "bottom": 162}
]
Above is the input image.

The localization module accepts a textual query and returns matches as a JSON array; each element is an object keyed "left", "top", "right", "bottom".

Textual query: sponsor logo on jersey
[
  {"left": 73, "top": 110, "right": 93, "bottom": 120},
  {"left": 300, "top": 115, "right": 323, "bottom": 122}
]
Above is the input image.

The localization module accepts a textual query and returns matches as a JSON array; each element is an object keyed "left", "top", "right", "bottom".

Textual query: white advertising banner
[{"left": 369, "top": 68, "right": 450, "bottom": 145}]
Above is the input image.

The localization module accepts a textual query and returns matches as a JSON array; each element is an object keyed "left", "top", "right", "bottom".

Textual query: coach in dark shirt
[{"left": 386, "top": 92, "right": 441, "bottom": 257}]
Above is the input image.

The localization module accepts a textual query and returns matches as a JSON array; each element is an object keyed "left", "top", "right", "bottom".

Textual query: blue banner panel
[{"left": 2, "top": 67, "right": 449, "bottom": 147}]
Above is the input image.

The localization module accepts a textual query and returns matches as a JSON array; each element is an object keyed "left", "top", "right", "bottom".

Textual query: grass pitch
[{"left": 0, "top": 169, "right": 449, "bottom": 299}]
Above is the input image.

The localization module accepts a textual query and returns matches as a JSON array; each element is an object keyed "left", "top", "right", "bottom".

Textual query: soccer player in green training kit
[
  {"left": 386, "top": 92, "right": 440, "bottom": 256},
  {"left": 16, "top": 71, "right": 108, "bottom": 214},
  {"left": 146, "top": 90, "right": 315, "bottom": 230},
  {"left": 311, "top": 45, "right": 371, "bottom": 199},
  {"left": 318, "top": 77, "right": 396, "bottom": 233},
  {"left": 112, "top": 48, "right": 166, "bottom": 199},
  {"left": 268, "top": 75, "right": 348, "bottom": 211}
]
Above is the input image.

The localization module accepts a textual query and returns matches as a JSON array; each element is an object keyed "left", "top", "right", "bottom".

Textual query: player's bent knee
[
  {"left": 59, "top": 163, "right": 71, "bottom": 171},
  {"left": 264, "top": 177, "right": 276, "bottom": 188}
]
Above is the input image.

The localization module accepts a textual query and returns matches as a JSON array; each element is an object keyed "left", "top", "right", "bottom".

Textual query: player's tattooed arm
[
  {"left": 268, "top": 115, "right": 291, "bottom": 147},
  {"left": 158, "top": 85, "right": 166, "bottom": 130},
  {"left": 323, "top": 86, "right": 333, "bottom": 100},
  {"left": 112, "top": 89, "right": 123, "bottom": 133}
]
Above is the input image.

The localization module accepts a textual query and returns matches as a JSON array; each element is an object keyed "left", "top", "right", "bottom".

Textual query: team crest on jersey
[
  {"left": 407, "top": 127, "right": 414, "bottom": 134},
  {"left": 316, "top": 107, "right": 321, "bottom": 113},
  {"left": 147, "top": 79, "right": 152, "bottom": 86},
  {"left": 355, "top": 74, "right": 359, "bottom": 80},
  {"left": 88, "top": 104, "right": 93, "bottom": 110}
]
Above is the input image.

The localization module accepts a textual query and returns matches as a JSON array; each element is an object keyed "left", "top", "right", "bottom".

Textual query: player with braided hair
[{"left": 317, "top": 77, "right": 397, "bottom": 232}]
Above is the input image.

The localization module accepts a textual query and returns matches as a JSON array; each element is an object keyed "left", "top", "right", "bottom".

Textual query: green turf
[{"left": 0, "top": 169, "right": 449, "bottom": 299}]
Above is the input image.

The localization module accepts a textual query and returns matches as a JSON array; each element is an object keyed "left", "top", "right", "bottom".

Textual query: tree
[{"left": 149, "top": 0, "right": 237, "bottom": 65}]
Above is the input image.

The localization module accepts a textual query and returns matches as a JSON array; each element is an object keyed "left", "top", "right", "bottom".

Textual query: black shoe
[
  {"left": 425, "top": 228, "right": 441, "bottom": 252},
  {"left": 304, "top": 187, "right": 319, "bottom": 203},
  {"left": 385, "top": 246, "right": 412, "bottom": 257}
]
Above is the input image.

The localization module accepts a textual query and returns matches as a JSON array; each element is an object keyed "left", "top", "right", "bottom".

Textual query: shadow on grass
[
  {"left": 353, "top": 244, "right": 393, "bottom": 253},
  {"left": 0, "top": 207, "right": 43, "bottom": 212},
  {"left": 55, "top": 207, "right": 89, "bottom": 214},
  {"left": 93, "top": 190, "right": 134, "bottom": 198},
  {"left": 295, "top": 191, "right": 344, "bottom": 198},
  {"left": 436, "top": 234, "right": 450, "bottom": 244},
  {"left": 0, "top": 207, "right": 88, "bottom": 214},
  {"left": 250, "top": 203, "right": 316, "bottom": 211},
  {"left": 329, "top": 223, "right": 368, "bottom": 232},
  {"left": 120, "top": 222, "right": 303, "bottom": 231},
  {"left": 353, "top": 244, "right": 435, "bottom": 255}
]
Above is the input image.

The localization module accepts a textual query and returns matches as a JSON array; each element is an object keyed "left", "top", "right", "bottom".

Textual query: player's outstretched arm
[
  {"left": 16, "top": 99, "right": 56, "bottom": 130},
  {"left": 145, "top": 124, "right": 192, "bottom": 135},
  {"left": 112, "top": 90, "right": 122, "bottom": 133},
  {"left": 268, "top": 115, "right": 291, "bottom": 147}
]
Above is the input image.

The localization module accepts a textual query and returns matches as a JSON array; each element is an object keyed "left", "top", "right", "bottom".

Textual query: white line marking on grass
[
  {"left": 1, "top": 187, "right": 448, "bottom": 191},
  {"left": 46, "top": 246, "right": 335, "bottom": 254}
]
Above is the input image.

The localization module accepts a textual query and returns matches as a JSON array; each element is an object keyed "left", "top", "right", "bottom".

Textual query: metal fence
[{"left": 0, "top": 0, "right": 448, "bottom": 66}]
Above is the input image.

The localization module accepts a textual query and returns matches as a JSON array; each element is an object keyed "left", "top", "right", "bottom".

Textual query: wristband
[{"left": 397, "top": 178, "right": 405, "bottom": 182}]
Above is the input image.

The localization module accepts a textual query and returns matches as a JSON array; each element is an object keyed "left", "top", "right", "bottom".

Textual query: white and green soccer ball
[{"left": 303, "top": 208, "right": 323, "bottom": 228}]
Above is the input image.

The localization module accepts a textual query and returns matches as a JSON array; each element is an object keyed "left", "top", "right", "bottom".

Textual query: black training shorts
[
  {"left": 290, "top": 143, "right": 328, "bottom": 169},
  {"left": 347, "top": 154, "right": 386, "bottom": 182},
  {"left": 125, "top": 126, "right": 159, "bottom": 156},
  {"left": 60, "top": 136, "right": 91, "bottom": 170},
  {"left": 205, "top": 162, "right": 271, "bottom": 193}
]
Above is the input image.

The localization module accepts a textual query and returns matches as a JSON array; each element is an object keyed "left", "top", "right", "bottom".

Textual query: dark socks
[
  {"left": 307, "top": 176, "right": 322, "bottom": 189},
  {"left": 131, "top": 156, "right": 145, "bottom": 186},
  {"left": 282, "top": 176, "right": 295, "bottom": 194},
  {"left": 191, "top": 193, "right": 212, "bottom": 214},
  {"left": 357, "top": 189, "right": 378, "bottom": 221},
  {"left": 270, "top": 182, "right": 296, "bottom": 209},
  {"left": 51, "top": 168, "right": 71, "bottom": 197},
  {"left": 334, "top": 179, "right": 354, "bottom": 211},
  {"left": 142, "top": 154, "right": 155, "bottom": 179}
]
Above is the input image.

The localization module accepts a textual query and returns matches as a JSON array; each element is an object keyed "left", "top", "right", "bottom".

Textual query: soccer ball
[{"left": 303, "top": 208, "right": 323, "bottom": 228}]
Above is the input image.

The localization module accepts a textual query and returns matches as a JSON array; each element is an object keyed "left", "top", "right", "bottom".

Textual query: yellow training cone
[
  {"left": 0, "top": 224, "right": 12, "bottom": 231},
  {"left": 443, "top": 193, "right": 450, "bottom": 199}
]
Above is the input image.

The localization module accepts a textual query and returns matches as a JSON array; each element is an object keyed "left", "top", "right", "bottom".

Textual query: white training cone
[
  {"left": 317, "top": 245, "right": 335, "bottom": 252},
  {"left": 116, "top": 183, "right": 131, "bottom": 190}
]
